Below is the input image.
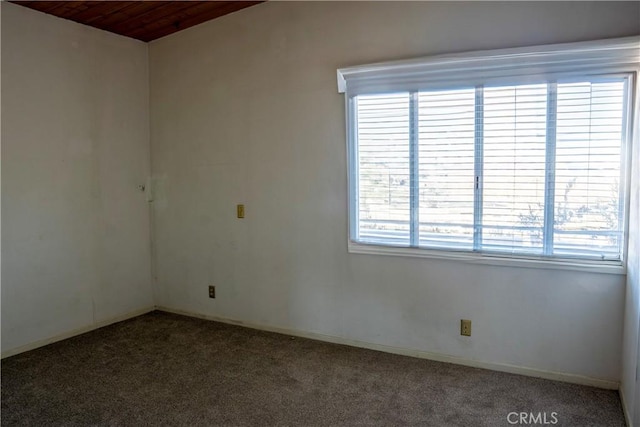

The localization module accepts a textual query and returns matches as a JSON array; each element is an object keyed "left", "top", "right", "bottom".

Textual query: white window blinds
[
  {"left": 341, "top": 37, "right": 638, "bottom": 263},
  {"left": 553, "top": 80, "right": 627, "bottom": 259},
  {"left": 418, "top": 89, "right": 476, "bottom": 250},
  {"left": 351, "top": 78, "right": 629, "bottom": 260},
  {"left": 356, "top": 93, "right": 410, "bottom": 245},
  {"left": 481, "top": 84, "right": 548, "bottom": 254}
]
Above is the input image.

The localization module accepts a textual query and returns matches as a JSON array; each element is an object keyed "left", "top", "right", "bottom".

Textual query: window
[{"left": 338, "top": 37, "right": 639, "bottom": 267}]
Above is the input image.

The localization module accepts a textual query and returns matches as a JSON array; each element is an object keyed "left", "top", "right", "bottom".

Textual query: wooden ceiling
[{"left": 10, "top": 1, "right": 262, "bottom": 42}]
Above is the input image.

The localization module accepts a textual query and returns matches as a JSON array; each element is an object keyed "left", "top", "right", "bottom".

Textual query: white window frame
[{"left": 337, "top": 37, "right": 640, "bottom": 274}]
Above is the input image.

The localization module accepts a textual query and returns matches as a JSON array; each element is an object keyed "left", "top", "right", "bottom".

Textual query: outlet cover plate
[{"left": 460, "top": 319, "right": 471, "bottom": 336}]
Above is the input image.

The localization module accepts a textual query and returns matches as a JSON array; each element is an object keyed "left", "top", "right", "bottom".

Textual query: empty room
[{"left": 2, "top": 1, "right": 640, "bottom": 425}]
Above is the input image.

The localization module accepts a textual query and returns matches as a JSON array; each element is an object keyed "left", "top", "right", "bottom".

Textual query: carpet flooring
[{"left": 1, "top": 311, "right": 625, "bottom": 426}]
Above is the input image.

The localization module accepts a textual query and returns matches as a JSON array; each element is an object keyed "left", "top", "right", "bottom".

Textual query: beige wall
[
  {"left": 1, "top": 3, "right": 153, "bottom": 354},
  {"left": 149, "top": 1, "right": 640, "bottom": 385}
]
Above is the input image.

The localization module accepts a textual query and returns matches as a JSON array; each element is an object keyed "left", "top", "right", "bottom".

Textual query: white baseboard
[
  {"left": 621, "top": 387, "right": 633, "bottom": 427},
  {"left": 1, "top": 306, "right": 155, "bottom": 359},
  {"left": 156, "top": 306, "right": 619, "bottom": 391}
]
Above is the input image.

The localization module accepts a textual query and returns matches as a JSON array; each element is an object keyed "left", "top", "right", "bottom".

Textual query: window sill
[{"left": 348, "top": 242, "right": 626, "bottom": 275}]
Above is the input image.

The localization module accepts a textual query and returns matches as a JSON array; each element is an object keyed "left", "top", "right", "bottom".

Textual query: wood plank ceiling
[{"left": 10, "top": 1, "right": 262, "bottom": 42}]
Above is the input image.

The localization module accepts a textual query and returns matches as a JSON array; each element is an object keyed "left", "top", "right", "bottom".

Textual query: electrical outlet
[
  {"left": 208, "top": 285, "right": 215, "bottom": 299},
  {"left": 237, "top": 204, "right": 245, "bottom": 218},
  {"left": 460, "top": 319, "right": 472, "bottom": 336}
]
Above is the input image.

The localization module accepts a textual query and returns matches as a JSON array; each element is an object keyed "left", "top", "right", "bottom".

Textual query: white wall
[
  {"left": 1, "top": 3, "right": 153, "bottom": 355},
  {"left": 621, "top": 70, "right": 640, "bottom": 424},
  {"left": 149, "top": 1, "right": 639, "bottom": 384}
]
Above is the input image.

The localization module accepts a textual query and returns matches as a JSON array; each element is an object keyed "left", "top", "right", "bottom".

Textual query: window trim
[
  {"left": 337, "top": 37, "right": 640, "bottom": 95},
  {"left": 348, "top": 241, "right": 626, "bottom": 275},
  {"left": 338, "top": 37, "right": 639, "bottom": 271}
]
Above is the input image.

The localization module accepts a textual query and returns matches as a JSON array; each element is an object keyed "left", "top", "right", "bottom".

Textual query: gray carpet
[{"left": 1, "top": 311, "right": 625, "bottom": 426}]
